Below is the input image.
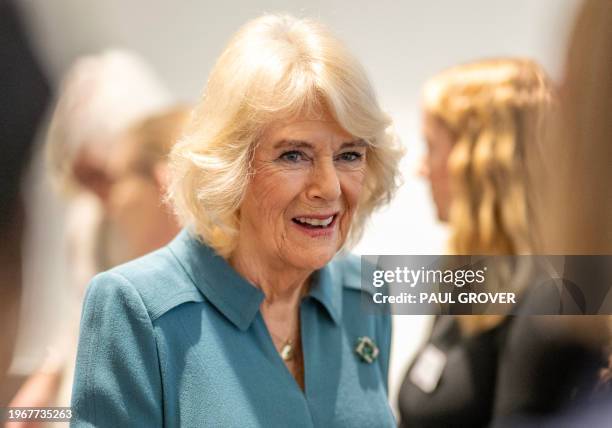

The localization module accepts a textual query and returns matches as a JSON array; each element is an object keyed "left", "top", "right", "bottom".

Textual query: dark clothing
[
  {"left": 0, "top": 0, "right": 49, "bottom": 406},
  {"left": 398, "top": 316, "right": 509, "bottom": 428},
  {"left": 398, "top": 312, "right": 605, "bottom": 427},
  {"left": 0, "top": 0, "right": 50, "bottom": 228}
]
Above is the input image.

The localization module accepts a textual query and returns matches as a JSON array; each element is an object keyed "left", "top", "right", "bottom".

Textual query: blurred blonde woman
[
  {"left": 398, "top": 58, "right": 555, "bottom": 428},
  {"left": 425, "top": 59, "right": 551, "bottom": 256},
  {"left": 8, "top": 50, "right": 171, "bottom": 417},
  {"left": 105, "top": 106, "right": 189, "bottom": 262}
]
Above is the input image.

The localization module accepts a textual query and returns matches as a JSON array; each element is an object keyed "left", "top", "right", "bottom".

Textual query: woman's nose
[{"left": 306, "top": 159, "right": 342, "bottom": 201}]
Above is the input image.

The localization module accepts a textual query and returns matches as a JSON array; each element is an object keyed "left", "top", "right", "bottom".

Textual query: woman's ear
[{"left": 153, "top": 162, "right": 170, "bottom": 191}]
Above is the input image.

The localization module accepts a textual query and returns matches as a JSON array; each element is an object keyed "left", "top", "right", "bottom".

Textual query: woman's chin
[{"left": 285, "top": 246, "right": 338, "bottom": 272}]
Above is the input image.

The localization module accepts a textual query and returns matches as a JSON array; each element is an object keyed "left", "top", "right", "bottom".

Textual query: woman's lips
[{"left": 291, "top": 213, "right": 338, "bottom": 237}]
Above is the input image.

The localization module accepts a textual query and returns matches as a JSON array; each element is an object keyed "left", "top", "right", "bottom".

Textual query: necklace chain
[{"left": 269, "top": 327, "right": 298, "bottom": 361}]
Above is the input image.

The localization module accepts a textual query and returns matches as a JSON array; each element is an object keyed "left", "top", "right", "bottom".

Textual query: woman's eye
[
  {"left": 336, "top": 151, "right": 363, "bottom": 162},
  {"left": 279, "top": 150, "right": 305, "bottom": 163}
]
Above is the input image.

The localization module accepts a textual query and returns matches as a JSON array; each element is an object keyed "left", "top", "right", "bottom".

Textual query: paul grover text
[{"left": 373, "top": 291, "right": 516, "bottom": 305}]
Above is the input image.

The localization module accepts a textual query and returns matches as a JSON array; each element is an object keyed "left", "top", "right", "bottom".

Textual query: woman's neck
[
  {"left": 229, "top": 244, "right": 311, "bottom": 306},
  {"left": 229, "top": 240, "right": 308, "bottom": 389}
]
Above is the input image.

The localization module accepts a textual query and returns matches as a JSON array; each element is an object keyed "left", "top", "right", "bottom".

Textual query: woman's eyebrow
[
  {"left": 272, "top": 139, "right": 366, "bottom": 150},
  {"left": 340, "top": 139, "right": 367, "bottom": 149},
  {"left": 273, "top": 139, "right": 314, "bottom": 149}
]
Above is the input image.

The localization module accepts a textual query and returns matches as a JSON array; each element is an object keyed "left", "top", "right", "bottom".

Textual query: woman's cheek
[
  {"left": 250, "top": 163, "right": 308, "bottom": 212},
  {"left": 341, "top": 168, "right": 367, "bottom": 208},
  {"left": 338, "top": 170, "right": 365, "bottom": 235}
]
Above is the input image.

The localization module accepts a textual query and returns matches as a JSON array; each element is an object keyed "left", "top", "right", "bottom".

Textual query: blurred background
[{"left": 6, "top": 0, "right": 582, "bottom": 416}]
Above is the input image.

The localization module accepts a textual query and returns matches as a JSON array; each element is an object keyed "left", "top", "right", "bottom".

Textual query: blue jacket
[{"left": 71, "top": 229, "right": 394, "bottom": 427}]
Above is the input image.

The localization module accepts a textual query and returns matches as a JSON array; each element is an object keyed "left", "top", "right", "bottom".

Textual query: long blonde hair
[
  {"left": 423, "top": 59, "right": 554, "bottom": 334},
  {"left": 424, "top": 59, "right": 553, "bottom": 257}
]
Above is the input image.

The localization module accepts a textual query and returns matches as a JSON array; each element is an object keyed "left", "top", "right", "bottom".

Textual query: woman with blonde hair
[
  {"left": 72, "top": 14, "right": 402, "bottom": 426},
  {"left": 421, "top": 58, "right": 551, "bottom": 256},
  {"left": 398, "top": 58, "right": 556, "bottom": 427},
  {"left": 105, "top": 106, "right": 189, "bottom": 263}
]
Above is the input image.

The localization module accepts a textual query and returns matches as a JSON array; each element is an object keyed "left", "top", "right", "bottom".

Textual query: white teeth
[{"left": 296, "top": 216, "right": 334, "bottom": 227}]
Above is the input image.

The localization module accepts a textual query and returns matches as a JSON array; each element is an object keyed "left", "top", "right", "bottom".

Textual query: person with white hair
[
  {"left": 71, "top": 15, "right": 402, "bottom": 426},
  {"left": 47, "top": 48, "right": 173, "bottom": 282},
  {"left": 8, "top": 49, "right": 172, "bottom": 413}
]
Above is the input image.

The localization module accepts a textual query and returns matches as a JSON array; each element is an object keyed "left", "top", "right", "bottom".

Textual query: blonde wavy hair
[
  {"left": 168, "top": 14, "right": 403, "bottom": 258},
  {"left": 424, "top": 59, "right": 554, "bottom": 335},
  {"left": 423, "top": 58, "right": 553, "bottom": 256},
  {"left": 121, "top": 105, "right": 191, "bottom": 177}
]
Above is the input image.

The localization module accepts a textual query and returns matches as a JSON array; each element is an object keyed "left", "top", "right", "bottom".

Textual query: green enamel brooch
[{"left": 355, "top": 336, "right": 379, "bottom": 364}]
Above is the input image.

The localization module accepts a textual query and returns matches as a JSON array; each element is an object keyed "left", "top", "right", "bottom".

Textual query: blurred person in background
[
  {"left": 7, "top": 50, "right": 172, "bottom": 416},
  {"left": 529, "top": 0, "right": 611, "bottom": 258},
  {"left": 46, "top": 49, "right": 172, "bottom": 284},
  {"left": 0, "top": 0, "right": 50, "bottom": 406},
  {"left": 105, "top": 106, "right": 189, "bottom": 262},
  {"left": 502, "top": 0, "right": 612, "bottom": 425},
  {"left": 398, "top": 58, "right": 567, "bottom": 427}
]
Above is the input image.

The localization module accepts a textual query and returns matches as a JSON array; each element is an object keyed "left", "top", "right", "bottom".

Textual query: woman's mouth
[
  {"left": 293, "top": 215, "right": 334, "bottom": 227},
  {"left": 291, "top": 213, "right": 338, "bottom": 236}
]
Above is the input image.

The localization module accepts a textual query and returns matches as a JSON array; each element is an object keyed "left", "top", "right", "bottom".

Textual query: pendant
[{"left": 280, "top": 341, "right": 294, "bottom": 361}]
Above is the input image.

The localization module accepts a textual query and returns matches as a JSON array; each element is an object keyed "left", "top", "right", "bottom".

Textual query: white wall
[{"left": 15, "top": 0, "right": 581, "bottom": 415}]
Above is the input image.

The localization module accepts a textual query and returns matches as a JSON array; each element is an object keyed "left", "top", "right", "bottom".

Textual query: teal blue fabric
[{"left": 71, "top": 229, "right": 394, "bottom": 427}]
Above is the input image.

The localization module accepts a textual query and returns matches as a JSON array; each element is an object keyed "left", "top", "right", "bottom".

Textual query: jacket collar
[
  {"left": 308, "top": 262, "right": 342, "bottom": 325},
  {"left": 168, "top": 229, "right": 342, "bottom": 330}
]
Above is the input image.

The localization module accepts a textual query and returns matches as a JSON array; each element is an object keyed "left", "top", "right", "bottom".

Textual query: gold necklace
[
  {"left": 280, "top": 340, "right": 295, "bottom": 361},
  {"left": 269, "top": 330, "right": 297, "bottom": 361}
]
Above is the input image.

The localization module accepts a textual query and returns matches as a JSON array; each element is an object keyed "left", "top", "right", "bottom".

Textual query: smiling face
[
  {"left": 236, "top": 114, "right": 367, "bottom": 273},
  {"left": 420, "top": 112, "right": 455, "bottom": 222}
]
